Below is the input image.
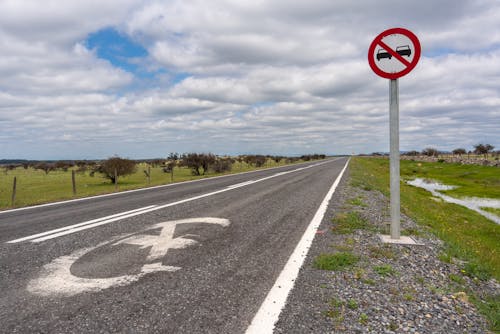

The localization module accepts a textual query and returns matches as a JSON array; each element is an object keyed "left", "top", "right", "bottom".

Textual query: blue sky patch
[{"left": 86, "top": 27, "right": 149, "bottom": 74}]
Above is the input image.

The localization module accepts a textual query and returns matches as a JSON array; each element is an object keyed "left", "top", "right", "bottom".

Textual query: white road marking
[
  {"left": 225, "top": 180, "right": 256, "bottom": 189},
  {"left": 6, "top": 206, "right": 157, "bottom": 243},
  {"left": 7, "top": 159, "right": 338, "bottom": 244},
  {"left": 245, "top": 158, "right": 350, "bottom": 334},
  {"left": 28, "top": 218, "right": 230, "bottom": 296}
]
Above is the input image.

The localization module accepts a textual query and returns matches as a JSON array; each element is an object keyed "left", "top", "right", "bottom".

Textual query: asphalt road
[{"left": 0, "top": 157, "right": 348, "bottom": 333}]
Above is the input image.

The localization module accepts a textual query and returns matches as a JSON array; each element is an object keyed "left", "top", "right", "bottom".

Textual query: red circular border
[{"left": 368, "top": 27, "right": 421, "bottom": 80}]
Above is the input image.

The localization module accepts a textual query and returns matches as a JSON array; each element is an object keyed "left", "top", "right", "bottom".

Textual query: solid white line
[
  {"left": 8, "top": 159, "right": 340, "bottom": 244},
  {"left": 245, "top": 158, "right": 350, "bottom": 334},
  {"left": 7, "top": 206, "right": 158, "bottom": 243},
  {"left": 226, "top": 180, "right": 256, "bottom": 189},
  {"left": 0, "top": 159, "right": 335, "bottom": 216}
]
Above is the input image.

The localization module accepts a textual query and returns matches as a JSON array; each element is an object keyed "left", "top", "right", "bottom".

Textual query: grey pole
[{"left": 389, "top": 79, "right": 400, "bottom": 239}]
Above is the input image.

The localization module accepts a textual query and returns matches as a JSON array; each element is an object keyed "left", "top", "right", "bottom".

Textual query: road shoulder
[{"left": 274, "top": 168, "right": 495, "bottom": 333}]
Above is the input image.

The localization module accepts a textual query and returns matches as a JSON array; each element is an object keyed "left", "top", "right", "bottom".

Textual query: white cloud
[{"left": 0, "top": 0, "right": 498, "bottom": 159}]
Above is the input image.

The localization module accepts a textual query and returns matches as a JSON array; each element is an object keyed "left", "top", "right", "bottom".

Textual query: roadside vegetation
[
  {"left": 351, "top": 157, "right": 499, "bottom": 280},
  {"left": 0, "top": 154, "right": 326, "bottom": 210},
  {"left": 349, "top": 157, "right": 499, "bottom": 330}
]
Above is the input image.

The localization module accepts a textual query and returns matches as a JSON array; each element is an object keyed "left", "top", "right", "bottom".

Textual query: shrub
[
  {"left": 244, "top": 155, "right": 267, "bottom": 167},
  {"left": 211, "top": 159, "right": 232, "bottom": 173}
]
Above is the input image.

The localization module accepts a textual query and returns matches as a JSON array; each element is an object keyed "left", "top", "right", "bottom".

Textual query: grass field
[
  {"left": 399, "top": 159, "right": 500, "bottom": 199},
  {"left": 350, "top": 157, "right": 500, "bottom": 280},
  {"left": 0, "top": 159, "right": 298, "bottom": 210}
]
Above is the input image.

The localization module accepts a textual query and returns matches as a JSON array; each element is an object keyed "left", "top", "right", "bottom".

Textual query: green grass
[
  {"left": 0, "top": 158, "right": 303, "bottom": 210},
  {"left": 449, "top": 273, "right": 465, "bottom": 285},
  {"left": 400, "top": 159, "right": 500, "bottom": 199},
  {"left": 351, "top": 157, "right": 500, "bottom": 281},
  {"left": 331, "top": 212, "right": 373, "bottom": 234},
  {"left": 313, "top": 252, "right": 360, "bottom": 271},
  {"left": 347, "top": 196, "right": 367, "bottom": 207},
  {"left": 474, "top": 294, "right": 500, "bottom": 332},
  {"left": 323, "top": 298, "right": 345, "bottom": 324},
  {"left": 347, "top": 299, "right": 358, "bottom": 310},
  {"left": 481, "top": 207, "right": 500, "bottom": 217},
  {"left": 373, "top": 264, "right": 396, "bottom": 277},
  {"left": 463, "top": 262, "right": 491, "bottom": 281},
  {"left": 403, "top": 292, "right": 415, "bottom": 301},
  {"left": 359, "top": 313, "right": 369, "bottom": 325},
  {"left": 368, "top": 245, "right": 396, "bottom": 259}
]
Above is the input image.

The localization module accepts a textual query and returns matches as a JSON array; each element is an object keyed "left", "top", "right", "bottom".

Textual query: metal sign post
[
  {"left": 368, "top": 27, "right": 421, "bottom": 241},
  {"left": 389, "top": 79, "right": 400, "bottom": 239}
]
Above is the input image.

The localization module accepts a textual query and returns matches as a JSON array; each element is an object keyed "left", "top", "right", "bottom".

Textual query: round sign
[{"left": 368, "top": 27, "right": 421, "bottom": 80}]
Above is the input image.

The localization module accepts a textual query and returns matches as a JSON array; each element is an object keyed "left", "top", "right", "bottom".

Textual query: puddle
[{"left": 407, "top": 178, "right": 500, "bottom": 224}]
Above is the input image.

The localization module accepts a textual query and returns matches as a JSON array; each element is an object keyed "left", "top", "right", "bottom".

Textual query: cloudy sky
[{"left": 0, "top": 0, "right": 499, "bottom": 159}]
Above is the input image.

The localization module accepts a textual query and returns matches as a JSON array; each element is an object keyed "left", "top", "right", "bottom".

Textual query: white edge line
[
  {"left": 8, "top": 159, "right": 342, "bottom": 244},
  {"left": 245, "top": 158, "right": 350, "bottom": 334},
  {"left": 0, "top": 159, "right": 340, "bottom": 215}
]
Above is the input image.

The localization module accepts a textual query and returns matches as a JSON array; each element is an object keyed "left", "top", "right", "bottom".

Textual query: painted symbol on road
[
  {"left": 27, "top": 217, "right": 230, "bottom": 296},
  {"left": 368, "top": 27, "right": 421, "bottom": 79}
]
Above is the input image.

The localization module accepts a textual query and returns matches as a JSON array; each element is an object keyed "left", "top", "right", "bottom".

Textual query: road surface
[{"left": 0, "top": 157, "right": 348, "bottom": 333}]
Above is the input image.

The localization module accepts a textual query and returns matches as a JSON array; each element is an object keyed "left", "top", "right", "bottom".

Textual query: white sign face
[
  {"left": 371, "top": 33, "right": 416, "bottom": 73},
  {"left": 28, "top": 218, "right": 230, "bottom": 296}
]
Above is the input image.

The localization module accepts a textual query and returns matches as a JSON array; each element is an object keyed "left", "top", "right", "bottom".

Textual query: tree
[
  {"left": 3, "top": 164, "right": 17, "bottom": 175},
  {"left": 474, "top": 144, "right": 495, "bottom": 158},
  {"left": 181, "top": 153, "right": 215, "bottom": 175},
  {"left": 95, "top": 157, "right": 137, "bottom": 184},
  {"left": 421, "top": 147, "right": 439, "bottom": 157},
  {"left": 404, "top": 150, "right": 420, "bottom": 156},
  {"left": 452, "top": 148, "right": 466, "bottom": 156},
  {"left": 34, "top": 162, "right": 55, "bottom": 175},
  {"left": 163, "top": 153, "right": 179, "bottom": 181},
  {"left": 55, "top": 161, "right": 73, "bottom": 171},
  {"left": 181, "top": 153, "right": 202, "bottom": 175}
]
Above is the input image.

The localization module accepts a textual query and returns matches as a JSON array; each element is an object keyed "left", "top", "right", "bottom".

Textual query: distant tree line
[
  {"left": 1, "top": 153, "right": 327, "bottom": 181},
  {"left": 401, "top": 143, "right": 497, "bottom": 159}
]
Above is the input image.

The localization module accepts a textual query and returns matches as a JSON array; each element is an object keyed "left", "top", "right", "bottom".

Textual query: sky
[{"left": 0, "top": 0, "right": 499, "bottom": 159}]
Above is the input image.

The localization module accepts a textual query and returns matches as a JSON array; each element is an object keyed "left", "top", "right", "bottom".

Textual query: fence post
[
  {"left": 148, "top": 166, "right": 151, "bottom": 185},
  {"left": 171, "top": 166, "right": 174, "bottom": 182},
  {"left": 11, "top": 176, "right": 17, "bottom": 207},
  {"left": 72, "top": 170, "right": 77, "bottom": 195},
  {"left": 114, "top": 168, "right": 118, "bottom": 191}
]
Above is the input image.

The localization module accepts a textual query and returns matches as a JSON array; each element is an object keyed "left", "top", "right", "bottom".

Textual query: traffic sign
[
  {"left": 368, "top": 27, "right": 421, "bottom": 79},
  {"left": 368, "top": 28, "right": 422, "bottom": 243}
]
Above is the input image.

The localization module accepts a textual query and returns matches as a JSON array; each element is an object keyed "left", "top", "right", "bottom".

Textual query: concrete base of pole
[{"left": 378, "top": 234, "right": 422, "bottom": 245}]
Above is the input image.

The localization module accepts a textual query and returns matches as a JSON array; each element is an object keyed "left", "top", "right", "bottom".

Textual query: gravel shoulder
[{"left": 274, "top": 168, "right": 498, "bottom": 334}]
